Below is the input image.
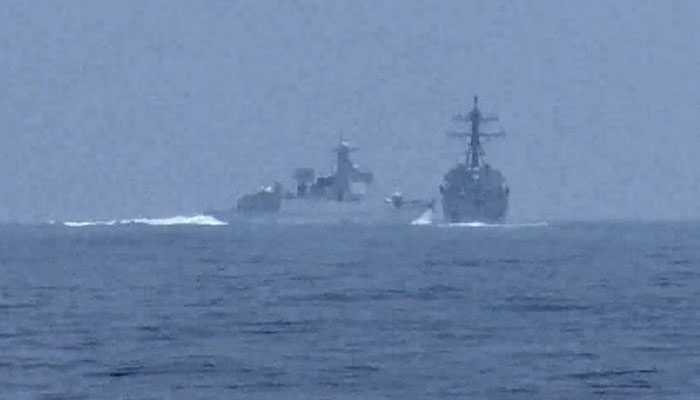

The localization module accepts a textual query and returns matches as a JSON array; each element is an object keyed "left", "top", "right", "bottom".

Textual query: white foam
[
  {"left": 63, "top": 214, "right": 227, "bottom": 227},
  {"left": 64, "top": 220, "right": 117, "bottom": 227},
  {"left": 411, "top": 208, "right": 435, "bottom": 225},
  {"left": 122, "top": 215, "right": 227, "bottom": 226},
  {"left": 439, "top": 221, "right": 548, "bottom": 228}
]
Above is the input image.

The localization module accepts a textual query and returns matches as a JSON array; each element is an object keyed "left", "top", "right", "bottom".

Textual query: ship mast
[
  {"left": 449, "top": 95, "right": 504, "bottom": 169},
  {"left": 468, "top": 95, "right": 482, "bottom": 169}
]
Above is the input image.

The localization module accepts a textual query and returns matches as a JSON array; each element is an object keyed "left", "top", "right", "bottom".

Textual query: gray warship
[
  {"left": 206, "top": 138, "right": 378, "bottom": 224},
  {"left": 440, "top": 96, "right": 509, "bottom": 223},
  {"left": 208, "top": 136, "right": 432, "bottom": 225}
]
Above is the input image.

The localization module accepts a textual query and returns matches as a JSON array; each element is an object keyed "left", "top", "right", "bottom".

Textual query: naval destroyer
[
  {"left": 439, "top": 96, "right": 509, "bottom": 223},
  {"left": 208, "top": 136, "right": 432, "bottom": 224}
]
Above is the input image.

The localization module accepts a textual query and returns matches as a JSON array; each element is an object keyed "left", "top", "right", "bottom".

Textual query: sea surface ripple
[{"left": 1, "top": 221, "right": 699, "bottom": 399}]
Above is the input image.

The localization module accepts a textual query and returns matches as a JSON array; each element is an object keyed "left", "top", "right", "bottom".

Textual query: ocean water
[{"left": 1, "top": 220, "right": 700, "bottom": 399}]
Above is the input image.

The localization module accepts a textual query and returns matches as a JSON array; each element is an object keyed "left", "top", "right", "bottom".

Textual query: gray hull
[
  {"left": 440, "top": 164, "right": 509, "bottom": 223},
  {"left": 441, "top": 191, "right": 508, "bottom": 223},
  {"left": 210, "top": 197, "right": 430, "bottom": 226}
]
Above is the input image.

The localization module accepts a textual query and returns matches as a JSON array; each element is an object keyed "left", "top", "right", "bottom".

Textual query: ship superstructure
[
  {"left": 236, "top": 182, "right": 283, "bottom": 213},
  {"left": 292, "top": 138, "right": 373, "bottom": 202}
]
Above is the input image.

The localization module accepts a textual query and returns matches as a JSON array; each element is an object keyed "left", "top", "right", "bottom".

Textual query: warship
[
  {"left": 439, "top": 96, "right": 509, "bottom": 223},
  {"left": 207, "top": 136, "right": 432, "bottom": 225}
]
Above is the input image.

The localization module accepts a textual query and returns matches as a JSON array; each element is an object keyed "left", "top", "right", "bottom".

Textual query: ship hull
[
  {"left": 439, "top": 164, "right": 509, "bottom": 224},
  {"left": 209, "top": 197, "right": 430, "bottom": 226},
  {"left": 441, "top": 192, "right": 507, "bottom": 223}
]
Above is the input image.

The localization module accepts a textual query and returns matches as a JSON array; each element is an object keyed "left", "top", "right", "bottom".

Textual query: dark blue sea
[{"left": 2, "top": 221, "right": 700, "bottom": 399}]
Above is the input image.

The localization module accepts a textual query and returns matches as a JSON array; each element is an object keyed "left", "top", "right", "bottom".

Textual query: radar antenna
[{"left": 447, "top": 95, "right": 505, "bottom": 169}]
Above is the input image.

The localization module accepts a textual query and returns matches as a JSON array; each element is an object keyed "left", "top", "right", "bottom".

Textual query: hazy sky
[{"left": 1, "top": 0, "right": 699, "bottom": 222}]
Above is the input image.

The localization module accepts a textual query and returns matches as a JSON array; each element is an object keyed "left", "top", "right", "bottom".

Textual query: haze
[{"left": 1, "top": 0, "right": 699, "bottom": 223}]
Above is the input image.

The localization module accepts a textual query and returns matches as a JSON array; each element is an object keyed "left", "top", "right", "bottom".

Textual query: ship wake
[
  {"left": 63, "top": 214, "right": 227, "bottom": 227},
  {"left": 439, "top": 221, "right": 548, "bottom": 228}
]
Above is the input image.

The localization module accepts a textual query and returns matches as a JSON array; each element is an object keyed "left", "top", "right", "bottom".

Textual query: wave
[
  {"left": 123, "top": 215, "right": 227, "bottom": 226},
  {"left": 63, "top": 214, "right": 227, "bottom": 227},
  {"left": 63, "top": 220, "right": 118, "bottom": 227},
  {"left": 438, "top": 221, "right": 548, "bottom": 228}
]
